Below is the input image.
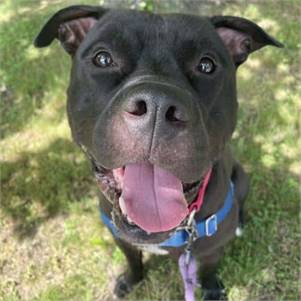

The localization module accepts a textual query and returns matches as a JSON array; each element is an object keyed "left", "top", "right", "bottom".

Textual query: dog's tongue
[{"left": 120, "top": 162, "right": 188, "bottom": 233}]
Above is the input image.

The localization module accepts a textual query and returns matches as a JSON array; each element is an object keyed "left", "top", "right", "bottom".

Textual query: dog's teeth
[
  {"left": 118, "top": 199, "right": 135, "bottom": 225},
  {"left": 127, "top": 216, "right": 135, "bottom": 225},
  {"left": 119, "top": 196, "right": 127, "bottom": 215},
  {"left": 119, "top": 198, "right": 135, "bottom": 225}
]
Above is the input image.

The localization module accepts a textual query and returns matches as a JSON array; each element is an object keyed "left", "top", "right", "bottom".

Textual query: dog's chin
[{"left": 93, "top": 160, "right": 205, "bottom": 244}]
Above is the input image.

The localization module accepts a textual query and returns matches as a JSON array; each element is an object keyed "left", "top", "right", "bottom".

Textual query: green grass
[{"left": 0, "top": 0, "right": 300, "bottom": 300}]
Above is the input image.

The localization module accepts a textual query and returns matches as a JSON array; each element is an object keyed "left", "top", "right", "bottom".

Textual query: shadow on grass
[{"left": 1, "top": 138, "right": 94, "bottom": 239}]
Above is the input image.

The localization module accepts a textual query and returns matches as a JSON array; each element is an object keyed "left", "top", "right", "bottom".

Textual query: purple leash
[
  {"left": 179, "top": 252, "right": 198, "bottom": 301},
  {"left": 177, "top": 209, "right": 200, "bottom": 301}
]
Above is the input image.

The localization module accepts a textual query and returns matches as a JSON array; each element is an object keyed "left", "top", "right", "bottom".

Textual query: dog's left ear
[
  {"left": 211, "top": 16, "right": 283, "bottom": 67},
  {"left": 34, "top": 5, "right": 107, "bottom": 55}
]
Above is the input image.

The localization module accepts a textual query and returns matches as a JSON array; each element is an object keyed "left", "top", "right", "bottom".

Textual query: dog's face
[{"left": 35, "top": 6, "right": 282, "bottom": 243}]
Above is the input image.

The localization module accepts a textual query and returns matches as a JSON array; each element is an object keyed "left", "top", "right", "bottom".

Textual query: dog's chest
[{"left": 134, "top": 242, "right": 169, "bottom": 255}]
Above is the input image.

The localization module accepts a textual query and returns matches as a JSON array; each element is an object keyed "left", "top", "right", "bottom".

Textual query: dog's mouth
[{"left": 93, "top": 160, "right": 204, "bottom": 236}]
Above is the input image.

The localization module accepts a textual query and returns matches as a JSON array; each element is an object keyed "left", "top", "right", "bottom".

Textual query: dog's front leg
[
  {"left": 199, "top": 249, "right": 227, "bottom": 301},
  {"left": 113, "top": 238, "right": 144, "bottom": 298}
]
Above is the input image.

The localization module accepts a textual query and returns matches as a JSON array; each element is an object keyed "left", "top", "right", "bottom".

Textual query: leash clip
[
  {"left": 185, "top": 248, "right": 191, "bottom": 265},
  {"left": 187, "top": 209, "right": 196, "bottom": 227},
  {"left": 183, "top": 209, "right": 198, "bottom": 265},
  {"left": 186, "top": 209, "right": 198, "bottom": 241}
]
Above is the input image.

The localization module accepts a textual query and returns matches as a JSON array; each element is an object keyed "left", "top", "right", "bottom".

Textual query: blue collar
[{"left": 100, "top": 182, "right": 234, "bottom": 248}]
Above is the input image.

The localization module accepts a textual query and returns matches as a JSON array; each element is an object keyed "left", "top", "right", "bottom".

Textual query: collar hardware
[{"left": 205, "top": 214, "right": 218, "bottom": 237}]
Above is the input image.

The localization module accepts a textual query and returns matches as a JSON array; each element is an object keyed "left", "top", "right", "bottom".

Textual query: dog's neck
[{"left": 196, "top": 147, "right": 234, "bottom": 221}]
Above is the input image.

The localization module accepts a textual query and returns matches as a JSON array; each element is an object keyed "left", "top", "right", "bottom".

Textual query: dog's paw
[
  {"left": 202, "top": 288, "right": 227, "bottom": 301},
  {"left": 114, "top": 274, "right": 132, "bottom": 298},
  {"left": 202, "top": 278, "right": 227, "bottom": 301},
  {"left": 114, "top": 273, "right": 142, "bottom": 299}
]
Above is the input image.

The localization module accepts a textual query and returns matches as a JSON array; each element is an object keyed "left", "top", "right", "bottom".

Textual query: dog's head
[{"left": 35, "top": 5, "right": 282, "bottom": 242}]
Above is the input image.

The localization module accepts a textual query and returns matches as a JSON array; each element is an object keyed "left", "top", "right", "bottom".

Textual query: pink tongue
[{"left": 120, "top": 162, "right": 188, "bottom": 233}]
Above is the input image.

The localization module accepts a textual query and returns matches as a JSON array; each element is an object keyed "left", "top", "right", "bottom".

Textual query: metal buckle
[{"left": 205, "top": 214, "right": 217, "bottom": 237}]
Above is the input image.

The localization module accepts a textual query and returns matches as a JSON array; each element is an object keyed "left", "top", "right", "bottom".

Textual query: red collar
[{"left": 188, "top": 168, "right": 212, "bottom": 213}]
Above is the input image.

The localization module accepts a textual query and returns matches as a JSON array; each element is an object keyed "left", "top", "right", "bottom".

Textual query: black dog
[{"left": 35, "top": 5, "right": 282, "bottom": 300}]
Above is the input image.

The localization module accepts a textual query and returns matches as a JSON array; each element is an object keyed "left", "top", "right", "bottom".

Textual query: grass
[{"left": 0, "top": 0, "right": 300, "bottom": 300}]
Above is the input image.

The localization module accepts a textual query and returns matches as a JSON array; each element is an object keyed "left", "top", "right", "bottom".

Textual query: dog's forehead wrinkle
[
  {"left": 82, "top": 10, "right": 218, "bottom": 63},
  {"left": 102, "top": 11, "right": 210, "bottom": 43}
]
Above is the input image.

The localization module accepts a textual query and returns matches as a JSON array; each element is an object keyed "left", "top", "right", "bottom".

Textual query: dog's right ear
[
  {"left": 34, "top": 5, "right": 107, "bottom": 55},
  {"left": 211, "top": 16, "right": 283, "bottom": 67}
]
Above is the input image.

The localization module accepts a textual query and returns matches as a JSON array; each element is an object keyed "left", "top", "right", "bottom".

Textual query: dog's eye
[
  {"left": 198, "top": 57, "right": 215, "bottom": 74},
  {"left": 93, "top": 51, "right": 114, "bottom": 67}
]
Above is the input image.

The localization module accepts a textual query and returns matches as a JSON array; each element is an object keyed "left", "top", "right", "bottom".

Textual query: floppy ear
[
  {"left": 211, "top": 16, "right": 283, "bottom": 67},
  {"left": 34, "top": 5, "right": 107, "bottom": 55}
]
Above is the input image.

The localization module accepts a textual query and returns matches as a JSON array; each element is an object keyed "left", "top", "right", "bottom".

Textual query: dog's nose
[{"left": 123, "top": 93, "right": 189, "bottom": 124}]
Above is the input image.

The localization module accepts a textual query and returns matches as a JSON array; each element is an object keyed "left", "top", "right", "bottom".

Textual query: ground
[{"left": 0, "top": 0, "right": 300, "bottom": 300}]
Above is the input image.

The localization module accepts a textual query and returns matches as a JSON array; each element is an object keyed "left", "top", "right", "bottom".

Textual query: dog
[{"left": 34, "top": 5, "right": 282, "bottom": 300}]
